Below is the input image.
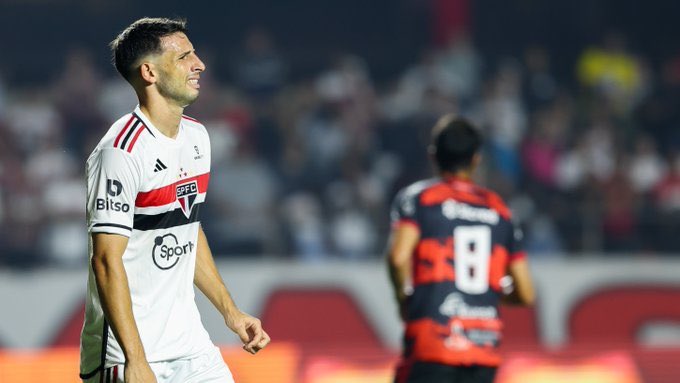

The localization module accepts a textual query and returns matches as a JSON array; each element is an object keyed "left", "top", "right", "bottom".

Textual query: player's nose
[{"left": 193, "top": 55, "right": 206, "bottom": 73}]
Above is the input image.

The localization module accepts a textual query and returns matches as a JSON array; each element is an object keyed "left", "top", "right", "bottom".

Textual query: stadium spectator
[
  {"left": 205, "top": 138, "right": 281, "bottom": 255},
  {"left": 473, "top": 61, "right": 527, "bottom": 186},
  {"left": 600, "top": 157, "right": 639, "bottom": 252},
  {"left": 628, "top": 135, "right": 667, "bottom": 194},
  {"left": 232, "top": 26, "right": 286, "bottom": 103},
  {"left": 52, "top": 48, "right": 106, "bottom": 159},
  {"left": 280, "top": 192, "right": 328, "bottom": 260},
  {"left": 522, "top": 106, "right": 568, "bottom": 189},
  {"left": 521, "top": 45, "right": 558, "bottom": 112},
  {"left": 1, "top": 14, "right": 680, "bottom": 264},
  {"left": 437, "top": 32, "right": 482, "bottom": 108},
  {"left": 577, "top": 32, "right": 644, "bottom": 115}
]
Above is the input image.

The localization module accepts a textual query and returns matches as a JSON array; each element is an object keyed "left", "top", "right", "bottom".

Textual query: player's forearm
[
  {"left": 385, "top": 226, "right": 418, "bottom": 308},
  {"left": 504, "top": 259, "right": 536, "bottom": 306},
  {"left": 506, "top": 285, "right": 535, "bottom": 306},
  {"left": 387, "top": 255, "right": 411, "bottom": 306},
  {"left": 194, "top": 227, "right": 240, "bottom": 319},
  {"left": 91, "top": 254, "right": 147, "bottom": 362},
  {"left": 195, "top": 260, "right": 239, "bottom": 318}
]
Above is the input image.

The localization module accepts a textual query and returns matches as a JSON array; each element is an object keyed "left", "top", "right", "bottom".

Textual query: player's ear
[{"left": 139, "top": 61, "right": 157, "bottom": 84}]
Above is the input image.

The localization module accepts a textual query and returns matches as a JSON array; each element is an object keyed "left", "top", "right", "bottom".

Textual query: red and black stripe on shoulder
[{"left": 113, "top": 113, "right": 155, "bottom": 153}]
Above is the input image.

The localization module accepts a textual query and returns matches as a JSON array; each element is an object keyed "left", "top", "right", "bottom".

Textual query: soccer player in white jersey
[{"left": 79, "top": 17, "right": 270, "bottom": 383}]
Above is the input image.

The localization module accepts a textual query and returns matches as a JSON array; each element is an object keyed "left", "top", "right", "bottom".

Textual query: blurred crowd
[{"left": 1, "top": 27, "right": 680, "bottom": 267}]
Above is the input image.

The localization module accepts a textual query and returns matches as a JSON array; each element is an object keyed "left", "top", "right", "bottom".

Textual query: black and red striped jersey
[
  {"left": 80, "top": 106, "right": 214, "bottom": 378},
  {"left": 391, "top": 176, "right": 526, "bottom": 368}
]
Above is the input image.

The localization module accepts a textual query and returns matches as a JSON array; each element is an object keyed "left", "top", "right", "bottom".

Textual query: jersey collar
[
  {"left": 133, "top": 105, "right": 185, "bottom": 147},
  {"left": 442, "top": 175, "right": 476, "bottom": 192}
]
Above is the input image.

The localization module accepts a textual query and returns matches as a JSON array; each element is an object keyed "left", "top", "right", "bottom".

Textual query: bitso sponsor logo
[
  {"left": 107, "top": 179, "right": 123, "bottom": 196},
  {"left": 96, "top": 198, "right": 130, "bottom": 212},
  {"left": 152, "top": 234, "right": 194, "bottom": 270},
  {"left": 96, "top": 179, "right": 130, "bottom": 212},
  {"left": 176, "top": 180, "right": 198, "bottom": 218}
]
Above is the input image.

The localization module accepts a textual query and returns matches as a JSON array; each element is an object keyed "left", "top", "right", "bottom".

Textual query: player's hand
[
  {"left": 124, "top": 359, "right": 157, "bottom": 383},
  {"left": 225, "top": 311, "right": 271, "bottom": 354}
]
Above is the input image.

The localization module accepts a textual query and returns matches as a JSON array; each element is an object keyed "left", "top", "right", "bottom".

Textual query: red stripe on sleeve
[
  {"left": 126, "top": 124, "right": 146, "bottom": 153},
  {"left": 509, "top": 251, "right": 527, "bottom": 263},
  {"left": 182, "top": 115, "right": 199, "bottom": 123},
  {"left": 393, "top": 218, "right": 420, "bottom": 231},
  {"left": 136, "top": 173, "right": 210, "bottom": 207},
  {"left": 114, "top": 115, "right": 135, "bottom": 148},
  {"left": 112, "top": 365, "right": 118, "bottom": 382}
]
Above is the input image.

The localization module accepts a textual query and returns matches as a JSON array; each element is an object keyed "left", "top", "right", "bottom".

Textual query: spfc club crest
[{"left": 176, "top": 180, "right": 198, "bottom": 218}]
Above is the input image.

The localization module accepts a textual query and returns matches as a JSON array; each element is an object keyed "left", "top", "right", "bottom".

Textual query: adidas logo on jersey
[{"left": 153, "top": 159, "right": 168, "bottom": 173}]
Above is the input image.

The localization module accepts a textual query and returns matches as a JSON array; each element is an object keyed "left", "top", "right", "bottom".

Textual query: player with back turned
[
  {"left": 387, "top": 115, "right": 535, "bottom": 383},
  {"left": 79, "top": 17, "right": 270, "bottom": 383}
]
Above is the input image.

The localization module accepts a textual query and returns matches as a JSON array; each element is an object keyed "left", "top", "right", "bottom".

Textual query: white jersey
[{"left": 80, "top": 107, "right": 214, "bottom": 379}]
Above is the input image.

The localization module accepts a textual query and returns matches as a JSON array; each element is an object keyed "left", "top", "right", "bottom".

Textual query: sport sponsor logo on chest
[
  {"left": 176, "top": 180, "right": 198, "bottom": 218},
  {"left": 152, "top": 233, "right": 194, "bottom": 270}
]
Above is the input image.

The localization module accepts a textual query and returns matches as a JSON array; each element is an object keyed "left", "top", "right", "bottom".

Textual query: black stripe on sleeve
[
  {"left": 133, "top": 203, "right": 202, "bottom": 231},
  {"left": 119, "top": 120, "right": 141, "bottom": 149},
  {"left": 92, "top": 223, "right": 132, "bottom": 232}
]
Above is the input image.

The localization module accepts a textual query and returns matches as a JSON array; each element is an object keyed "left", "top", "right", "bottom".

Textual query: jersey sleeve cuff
[
  {"left": 509, "top": 251, "right": 527, "bottom": 263},
  {"left": 89, "top": 222, "right": 132, "bottom": 237},
  {"left": 392, "top": 218, "right": 420, "bottom": 231}
]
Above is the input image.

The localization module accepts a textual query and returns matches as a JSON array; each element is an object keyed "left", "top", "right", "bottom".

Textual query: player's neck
[
  {"left": 441, "top": 170, "right": 473, "bottom": 182},
  {"left": 139, "top": 97, "right": 183, "bottom": 139}
]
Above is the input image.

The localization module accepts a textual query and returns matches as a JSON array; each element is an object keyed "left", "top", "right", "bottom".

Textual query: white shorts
[{"left": 83, "top": 346, "right": 234, "bottom": 383}]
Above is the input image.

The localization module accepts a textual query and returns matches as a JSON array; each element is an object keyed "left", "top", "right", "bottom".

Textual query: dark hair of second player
[{"left": 429, "top": 114, "right": 483, "bottom": 173}]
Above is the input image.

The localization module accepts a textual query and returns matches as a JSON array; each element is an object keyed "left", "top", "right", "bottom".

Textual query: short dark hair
[
  {"left": 430, "top": 114, "right": 482, "bottom": 172},
  {"left": 110, "top": 17, "right": 188, "bottom": 82}
]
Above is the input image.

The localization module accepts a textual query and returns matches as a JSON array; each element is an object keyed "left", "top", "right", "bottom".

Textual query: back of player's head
[
  {"left": 110, "top": 17, "right": 188, "bottom": 82},
  {"left": 430, "top": 114, "right": 482, "bottom": 173}
]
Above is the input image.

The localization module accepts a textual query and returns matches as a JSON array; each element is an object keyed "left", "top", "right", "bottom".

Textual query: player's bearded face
[
  {"left": 156, "top": 66, "right": 199, "bottom": 107},
  {"left": 155, "top": 33, "right": 204, "bottom": 107}
]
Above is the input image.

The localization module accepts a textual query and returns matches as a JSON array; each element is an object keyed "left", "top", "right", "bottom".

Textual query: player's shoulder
[
  {"left": 181, "top": 114, "right": 208, "bottom": 134},
  {"left": 97, "top": 112, "right": 153, "bottom": 156},
  {"left": 475, "top": 185, "right": 512, "bottom": 221},
  {"left": 397, "top": 178, "right": 440, "bottom": 199},
  {"left": 393, "top": 178, "right": 441, "bottom": 210}
]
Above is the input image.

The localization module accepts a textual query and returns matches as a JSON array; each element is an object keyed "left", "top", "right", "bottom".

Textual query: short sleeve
[
  {"left": 390, "top": 188, "right": 419, "bottom": 229},
  {"left": 86, "top": 148, "right": 142, "bottom": 237}
]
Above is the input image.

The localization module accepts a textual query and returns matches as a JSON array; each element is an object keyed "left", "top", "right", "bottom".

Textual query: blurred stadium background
[{"left": 2, "top": 0, "right": 680, "bottom": 382}]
